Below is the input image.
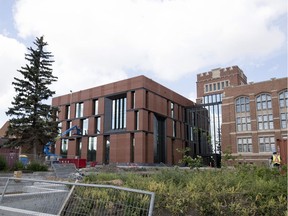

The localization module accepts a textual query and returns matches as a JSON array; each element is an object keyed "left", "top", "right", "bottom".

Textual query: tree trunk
[{"left": 33, "top": 142, "right": 37, "bottom": 161}]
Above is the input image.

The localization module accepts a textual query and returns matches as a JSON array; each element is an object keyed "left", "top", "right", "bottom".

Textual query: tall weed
[{"left": 83, "top": 165, "right": 287, "bottom": 215}]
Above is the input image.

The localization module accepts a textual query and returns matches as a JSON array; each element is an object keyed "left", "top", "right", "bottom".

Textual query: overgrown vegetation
[
  {"left": 12, "top": 160, "right": 25, "bottom": 171},
  {"left": 84, "top": 165, "right": 287, "bottom": 215},
  {"left": 177, "top": 147, "right": 203, "bottom": 169},
  {"left": 11, "top": 160, "right": 48, "bottom": 172},
  {"left": 26, "top": 161, "right": 48, "bottom": 171},
  {"left": 0, "top": 156, "right": 7, "bottom": 171}
]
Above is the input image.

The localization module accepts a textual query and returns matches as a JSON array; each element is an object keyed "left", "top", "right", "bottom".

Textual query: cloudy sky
[{"left": 0, "top": 0, "right": 287, "bottom": 127}]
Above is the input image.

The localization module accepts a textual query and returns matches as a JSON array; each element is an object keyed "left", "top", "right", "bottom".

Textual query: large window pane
[
  {"left": 88, "top": 137, "right": 97, "bottom": 162},
  {"left": 237, "top": 137, "right": 253, "bottom": 152},
  {"left": 94, "top": 99, "right": 98, "bottom": 115},
  {"left": 112, "top": 97, "right": 127, "bottom": 129},
  {"left": 259, "top": 136, "right": 275, "bottom": 152},
  {"left": 76, "top": 102, "right": 84, "bottom": 118}
]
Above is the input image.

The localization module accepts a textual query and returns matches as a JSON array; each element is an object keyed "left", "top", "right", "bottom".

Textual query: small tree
[
  {"left": 177, "top": 147, "right": 203, "bottom": 169},
  {"left": 6, "top": 36, "right": 58, "bottom": 159},
  {"left": 222, "top": 145, "right": 237, "bottom": 166}
]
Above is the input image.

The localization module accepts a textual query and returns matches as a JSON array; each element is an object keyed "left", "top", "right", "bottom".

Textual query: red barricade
[{"left": 59, "top": 158, "right": 87, "bottom": 168}]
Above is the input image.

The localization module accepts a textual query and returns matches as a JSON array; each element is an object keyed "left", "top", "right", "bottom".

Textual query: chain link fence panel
[{"left": 0, "top": 177, "right": 155, "bottom": 216}]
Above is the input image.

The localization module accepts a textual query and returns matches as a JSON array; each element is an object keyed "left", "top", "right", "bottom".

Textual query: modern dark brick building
[
  {"left": 221, "top": 77, "right": 288, "bottom": 164},
  {"left": 52, "top": 75, "right": 210, "bottom": 165}
]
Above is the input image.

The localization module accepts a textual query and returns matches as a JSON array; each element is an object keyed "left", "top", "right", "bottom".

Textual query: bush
[
  {"left": 177, "top": 147, "right": 203, "bottom": 169},
  {"left": 26, "top": 161, "right": 48, "bottom": 171},
  {"left": 83, "top": 165, "right": 287, "bottom": 215},
  {"left": 0, "top": 156, "right": 7, "bottom": 171},
  {"left": 12, "top": 161, "right": 25, "bottom": 171}
]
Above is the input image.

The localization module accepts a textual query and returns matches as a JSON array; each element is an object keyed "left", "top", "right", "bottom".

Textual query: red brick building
[
  {"left": 196, "top": 66, "right": 247, "bottom": 166},
  {"left": 221, "top": 77, "right": 288, "bottom": 165},
  {"left": 52, "top": 75, "right": 210, "bottom": 165}
]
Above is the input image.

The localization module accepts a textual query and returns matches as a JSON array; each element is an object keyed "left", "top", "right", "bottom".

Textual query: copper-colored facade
[{"left": 52, "top": 75, "right": 210, "bottom": 165}]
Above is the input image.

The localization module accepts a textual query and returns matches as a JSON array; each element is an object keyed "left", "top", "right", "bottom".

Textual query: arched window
[{"left": 256, "top": 93, "right": 272, "bottom": 110}]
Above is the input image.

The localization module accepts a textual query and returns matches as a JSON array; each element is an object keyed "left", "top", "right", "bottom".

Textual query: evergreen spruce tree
[{"left": 6, "top": 36, "right": 58, "bottom": 159}]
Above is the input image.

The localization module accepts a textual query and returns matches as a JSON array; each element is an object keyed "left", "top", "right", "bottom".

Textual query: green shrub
[
  {"left": 26, "top": 161, "right": 48, "bottom": 171},
  {"left": 12, "top": 161, "right": 25, "bottom": 171},
  {"left": 0, "top": 156, "right": 7, "bottom": 171},
  {"left": 177, "top": 148, "right": 203, "bottom": 169},
  {"left": 82, "top": 165, "right": 287, "bottom": 215}
]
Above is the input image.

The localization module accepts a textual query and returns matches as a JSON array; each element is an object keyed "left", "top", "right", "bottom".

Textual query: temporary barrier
[
  {"left": 59, "top": 158, "right": 87, "bottom": 168},
  {"left": 0, "top": 177, "right": 155, "bottom": 216},
  {"left": 277, "top": 139, "right": 287, "bottom": 165},
  {"left": 51, "top": 163, "right": 83, "bottom": 180},
  {"left": 0, "top": 149, "right": 19, "bottom": 169}
]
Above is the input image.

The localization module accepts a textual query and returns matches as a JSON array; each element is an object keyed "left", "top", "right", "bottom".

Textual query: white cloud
[
  {"left": 0, "top": 35, "right": 26, "bottom": 126},
  {"left": 13, "top": 0, "right": 286, "bottom": 85},
  {"left": 0, "top": 0, "right": 286, "bottom": 126}
]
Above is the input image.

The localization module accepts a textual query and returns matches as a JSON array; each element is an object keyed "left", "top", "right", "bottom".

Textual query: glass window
[
  {"left": 171, "top": 102, "right": 174, "bottom": 118},
  {"left": 279, "top": 90, "right": 288, "bottom": 129},
  {"left": 257, "top": 114, "right": 274, "bottom": 130},
  {"left": 205, "top": 85, "right": 208, "bottom": 92},
  {"left": 75, "top": 102, "right": 84, "bottom": 118},
  {"left": 57, "top": 122, "right": 62, "bottom": 135},
  {"left": 209, "top": 84, "right": 212, "bottom": 91},
  {"left": 173, "top": 121, "right": 176, "bottom": 137},
  {"left": 235, "top": 96, "right": 250, "bottom": 113},
  {"left": 135, "top": 111, "right": 139, "bottom": 130},
  {"left": 257, "top": 102, "right": 261, "bottom": 110},
  {"left": 217, "top": 82, "right": 220, "bottom": 90},
  {"left": 280, "top": 113, "right": 287, "bottom": 129},
  {"left": 65, "top": 105, "right": 70, "bottom": 119},
  {"left": 95, "top": 117, "right": 101, "bottom": 134},
  {"left": 112, "top": 97, "right": 127, "bottom": 130},
  {"left": 61, "top": 139, "right": 68, "bottom": 157},
  {"left": 216, "top": 94, "right": 220, "bottom": 102},
  {"left": 236, "top": 116, "right": 251, "bottom": 132},
  {"left": 131, "top": 91, "right": 135, "bottom": 109},
  {"left": 87, "top": 137, "right": 97, "bottom": 162},
  {"left": 67, "top": 121, "right": 72, "bottom": 136},
  {"left": 258, "top": 122, "right": 263, "bottom": 130},
  {"left": 213, "top": 83, "right": 216, "bottom": 91},
  {"left": 209, "top": 95, "right": 213, "bottom": 103},
  {"left": 247, "top": 117, "right": 251, "bottom": 130},
  {"left": 259, "top": 136, "right": 275, "bottom": 152},
  {"left": 248, "top": 138, "right": 252, "bottom": 152},
  {"left": 237, "top": 137, "right": 253, "bottom": 152},
  {"left": 256, "top": 93, "right": 272, "bottom": 110},
  {"left": 94, "top": 99, "right": 99, "bottom": 115},
  {"left": 205, "top": 96, "right": 209, "bottom": 104},
  {"left": 82, "top": 118, "right": 89, "bottom": 135}
]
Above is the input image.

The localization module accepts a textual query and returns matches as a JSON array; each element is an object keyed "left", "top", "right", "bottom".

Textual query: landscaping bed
[{"left": 83, "top": 165, "right": 287, "bottom": 215}]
